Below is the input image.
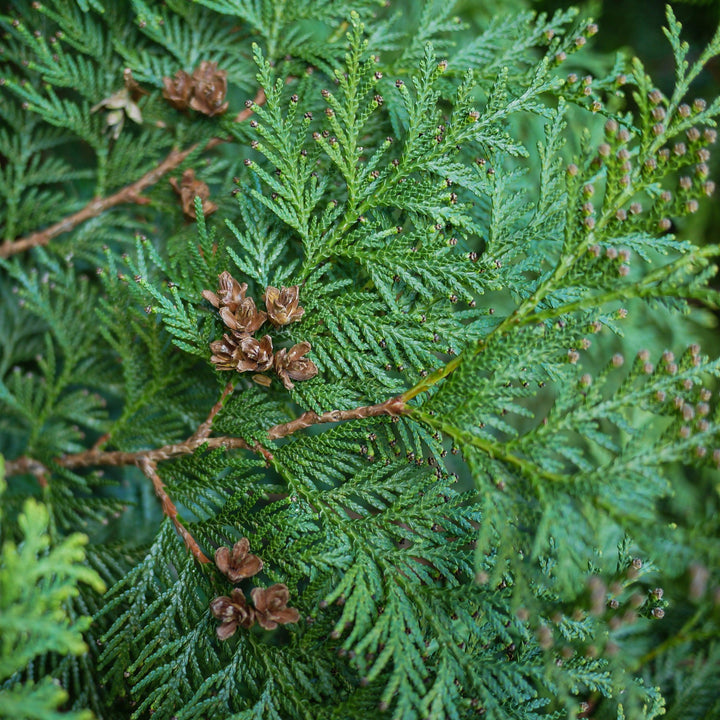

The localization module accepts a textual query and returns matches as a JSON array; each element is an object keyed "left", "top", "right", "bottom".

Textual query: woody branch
[
  {"left": 0, "top": 88, "right": 266, "bottom": 259},
  {"left": 4, "top": 391, "right": 407, "bottom": 559}
]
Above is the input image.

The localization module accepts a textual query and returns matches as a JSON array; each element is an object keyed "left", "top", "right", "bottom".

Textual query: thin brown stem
[
  {"left": 188, "top": 380, "right": 235, "bottom": 443},
  {"left": 138, "top": 457, "right": 210, "bottom": 564},
  {"left": 0, "top": 88, "right": 266, "bottom": 259},
  {"left": 266, "top": 395, "right": 407, "bottom": 440},
  {"left": 6, "top": 456, "right": 48, "bottom": 487},
  {"left": 3, "top": 391, "right": 407, "bottom": 559},
  {"left": 5, "top": 394, "right": 405, "bottom": 476}
]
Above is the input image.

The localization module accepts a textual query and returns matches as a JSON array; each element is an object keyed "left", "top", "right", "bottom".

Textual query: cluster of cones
[
  {"left": 210, "top": 538, "right": 299, "bottom": 638},
  {"left": 203, "top": 272, "right": 318, "bottom": 390}
]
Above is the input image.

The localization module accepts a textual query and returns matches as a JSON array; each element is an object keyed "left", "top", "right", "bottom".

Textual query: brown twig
[
  {"left": 266, "top": 395, "right": 407, "bottom": 440},
  {"left": 187, "top": 380, "right": 235, "bottom": 444},
  {"left": 5, "top": 395, "right": 405, "bottom": 476},
  {"left": 0, "top": 88, "right": 267, "bottom": 259},
  {"left": 5, "top": 395, "right": 406, "bottom": 477},
  {"left": 6, "top": 456, "right": 48, "bottom": 488},
  {"left": 3, "top": 392, "right": 407, "bottom": 559},
  {"left": 138, "top": 457, "right": 210, "bottom": 564}
]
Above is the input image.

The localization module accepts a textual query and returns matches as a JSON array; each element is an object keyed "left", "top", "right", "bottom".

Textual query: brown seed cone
[
  {"left": 215, "top": 538, "right": 263, "bottom": 583},
  {"left": 162, "top": 69, "right": 193, "bottom": 110},
  {"left": 209, "top": 333, "right": 274, "bottom": 373},
  {"left": 274, "top": 342, "right": 318, "bottom": 390},
  {"left": 189, "top": 60, "right": 229, "bottom": 117},
  {"left": 219, "top": 297, "right": 267, "bottom": 334},
  {"left": 203, "top": 271, "right": 247, "bottom": 312},
  {"left": 264, "top": 285, "right": 305, "bottom": 327},
  {"left": 169, "top": 168, "right": 218, "bottom": 219},
  {"left": 209, "top": 333, "right": 243, "bottom": 372},
  {"left": 250, "top": 583, "right": 300, "bottom": 630},
  {"left": 236, "top": 334, "right": 274, "bottom": 373},
  {"left": 210, "top": 589, "right": 255, "bottom": 639}
]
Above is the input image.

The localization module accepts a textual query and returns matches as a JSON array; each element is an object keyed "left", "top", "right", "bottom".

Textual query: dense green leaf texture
[
  {"left": 2, "top": 1, "right": 720, "bottom": 719},
  {"left": 0, "top": 467, "right": 104, "bottom": 720}
]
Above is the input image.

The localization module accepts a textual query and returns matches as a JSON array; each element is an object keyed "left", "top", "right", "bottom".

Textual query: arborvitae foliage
[
  {"left": 1, "top": 1, "right": 720, "bottom": 718},
  {"left": 0, "top": 463, "right": 105, "bottom": 720}
]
